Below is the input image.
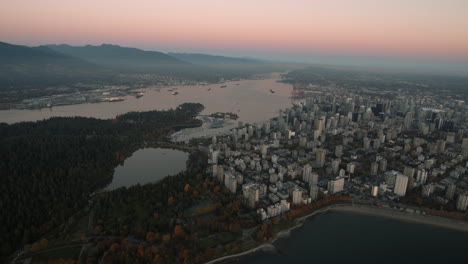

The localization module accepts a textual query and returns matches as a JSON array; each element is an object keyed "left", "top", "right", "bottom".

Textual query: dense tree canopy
[{"left": 0, "top": 103, "right": 203, "bottom": 260}]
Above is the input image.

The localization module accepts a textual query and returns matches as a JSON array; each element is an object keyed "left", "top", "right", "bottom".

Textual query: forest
[
  {"left": 0, "top": 103, "right": 204, "bottom": 261},
  {"left": 83, "top": 151, "right": 258, "bottom": 264}
]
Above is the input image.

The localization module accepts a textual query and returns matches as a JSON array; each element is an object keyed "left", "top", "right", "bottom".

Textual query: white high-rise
[
  {"left": 292, "top": 187, "right": 303, "bottom": 205},
  {"left": 456, "top": 194, "right": 468, "bottom": 211},
  {"left": 328, "top": 177, "right": 344, "bottom": 194},
  {"left": 394, "top": 174, "right": 409, "bottom": 196},
  {"left": 224, "top": 172, "right": 237, "bottom": 193}
]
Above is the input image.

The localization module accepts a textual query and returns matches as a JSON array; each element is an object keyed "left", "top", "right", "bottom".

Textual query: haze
[{"left": 1, "top": 0, "right": 467, "bottom": 70}]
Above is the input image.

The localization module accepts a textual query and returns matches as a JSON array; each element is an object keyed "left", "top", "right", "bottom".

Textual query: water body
[
  {"left": 104, "top": 148, "right": 188, "bottom": 191},
  {"left": 0, "top": 73, "right": 295, "bottom": 124},
  {"left": 227, "top": 211, "right": 468, "bottom": 264}
]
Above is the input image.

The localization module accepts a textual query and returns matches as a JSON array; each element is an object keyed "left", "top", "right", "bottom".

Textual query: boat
[
  {"left": 172, "top": 91, "right": 179, "bottom": 95},
  {"left": 135, "top": 92, "right": 144, "bottom": 98},
  {"left": 270, "top": 89, "right": 275, "bottom": 93},
  {"left": 108, "top": 97, "right": 125, "bottom": 102}
]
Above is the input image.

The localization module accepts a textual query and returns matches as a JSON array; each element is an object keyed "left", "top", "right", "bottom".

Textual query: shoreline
[
  {"left": 204, "top": 203, "right": 468, "bottom": 264},
  {"left": 330, "top": 205, "right": 468, "bottom": 232}
]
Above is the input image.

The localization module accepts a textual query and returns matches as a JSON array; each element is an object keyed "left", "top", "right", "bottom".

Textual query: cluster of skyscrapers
[{"left": 204, "top": 86, "right": 468, "bottom": 219}]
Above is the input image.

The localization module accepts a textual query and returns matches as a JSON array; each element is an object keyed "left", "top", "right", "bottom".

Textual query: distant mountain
[
  {"left": 0, "top": 41, "right": 298, "bottom": 99},
  {"left": 0, "top": 41, "right": 86, "bottom": 64},
  {"left": 167, "top": 52, "right": 262, "bottom": 64},
  {"left": 0, "top": 42, "right": 110, "bottom": 90},
  {"left": 47, "top": 44, "right": 187, "bottom": 71},
  {"left": 168, "top": 52, "right": 293, "bottom": 76}
]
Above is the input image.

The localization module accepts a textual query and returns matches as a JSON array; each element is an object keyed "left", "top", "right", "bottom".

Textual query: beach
[{"left": 330, "top": 205, "right": 468, "bottom": 232}]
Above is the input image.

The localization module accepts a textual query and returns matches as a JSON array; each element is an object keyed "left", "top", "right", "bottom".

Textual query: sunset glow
[{"left": 1, "top": 0, "right": 467, "bottom": 61}]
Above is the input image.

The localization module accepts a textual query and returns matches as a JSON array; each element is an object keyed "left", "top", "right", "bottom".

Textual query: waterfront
[
  {"left": 104, "top": 148, "right": 188, "bottom": 190},
  {"left": 225, "top": 211, "right": 468, "bottom": 264},
  {"left": 0, "top": 73, "right": 295, "bottom": 124}
]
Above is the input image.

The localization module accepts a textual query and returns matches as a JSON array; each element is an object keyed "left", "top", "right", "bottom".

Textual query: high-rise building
[
  {"left": 292, "top": 187, "right": 303, "bottom": 205},
  {"left": 224, "top": 172, "right": 237, "bottom": 193},
  {"left": 299, "top": 134, "right": 307, "bottom": 147},
  {"left": 373, "top": 139, "right": 381, "bottom": 150},
  {"left": 446, "top": 132, "right": 455, "bottom": 144},
  {"left": 310, "top": 185, "right": 319, "bottom": 201},
  {"left": 403, "top": 166, "right": 415, "bottom": 178},
  {"left": 462, "top": 138, "right": 468, "bottom": 149},
  {"left": 217, "top": 166, "right": 224, "bottom": 183},
  {"left": 346, "top": 162, "right": 356, "bottom": 174},
  {"left": 445, "top": 184, "right": 456, "bottom": 200},
  {"left": 379, "top": 182, "right": 388, "bottom": 193},
  {"left": 328, "top": 177, "right": 344, "bottom": 194},
  {"left": 248, "top": 186, "right": 260, "bottom": 208},
  {"left": 315, "top": 118, "right": 324, "bottom": 134},
  {"left": 363, "top": 137, "right": 370, "bottom": 150},
  {"left": 370, "top": 162, "right": 379, "bottom": 176},
  {"left": 436, "top": 139, "right": 446, "bottom": 153},
  {"left": 422, "top": 183, "right": 435, "bottom": 197},
  {"left": 261, "top": 144, "right": 268, "bottom": 155},
  {"left": 332, "top": 159, "right": 340, "bottom": 174},
  {"left": 379, "top": 159, "right": 387, "bottom": 172},
  {"left": 335, "top": 145, "right": 343, "bottom": 158},
  {"left": 310, "top": 172, "right": 318, "bottom": 186},
  {"left": 271, "top": 154, "right": 279, "bottom": 164},
  {"left": 394, "top": 174, "right": 409, "bottom": 196},
  {"left": 371, "top": 186, "right": 379, "bottom": 197},
  {"left": 456, "top": 194, "right": 468, "bottom": 211},
  {"left": 385, "top": 171, "right": 398, "bottom": 187},
  {"left": 302, "top": 164, "right": 313, "bottom": 183},
  {"left": 404, "top": 112, "right": 413, "bottom": 130},
  {"left": 211, "top": 150, "right": 219, "bottom": 164},
  {"left": 316, "top": 148, "right": 326, "bottom": 168},
  {"left": 416, "top": 169, "right": 428, "bottom": 185}
]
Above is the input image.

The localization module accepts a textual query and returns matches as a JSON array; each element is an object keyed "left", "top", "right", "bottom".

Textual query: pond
[{"left": 104, "top": 148, "right": 189, "bottom": 191}]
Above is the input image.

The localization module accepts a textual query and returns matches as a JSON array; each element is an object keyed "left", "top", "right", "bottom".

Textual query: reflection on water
[
  {"left": 104, "top": 148, "right": 188, "bottom": 191},
  {"left": 0, "top": 73, "right": 294, "bottom": 124}
]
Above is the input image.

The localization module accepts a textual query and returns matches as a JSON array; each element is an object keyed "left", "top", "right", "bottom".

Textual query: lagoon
[{"left": 104, "top": 148, "right": 188, "bottom": 191}]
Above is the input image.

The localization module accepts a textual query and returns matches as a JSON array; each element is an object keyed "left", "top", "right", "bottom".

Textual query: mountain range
[{"left": 0, "top": 41, "right": 288, "bottom": 92}]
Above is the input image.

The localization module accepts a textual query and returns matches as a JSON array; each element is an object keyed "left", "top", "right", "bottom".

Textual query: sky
[{"left": 1, "top": 0, "right": 467, "bottom": 70}]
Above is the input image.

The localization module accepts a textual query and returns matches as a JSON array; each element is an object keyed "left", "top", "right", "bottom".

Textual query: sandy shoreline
[
  {"left": 330, "top": 205, "right": 468, "bottom": 232},
  {"left": 204, "top": 204, "right": 468, "bottom": 264}
]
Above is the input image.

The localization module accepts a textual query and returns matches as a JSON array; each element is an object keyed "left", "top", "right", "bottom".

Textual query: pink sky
[{"left": 1, "top": 0, "right": 467, "bottom": 60}]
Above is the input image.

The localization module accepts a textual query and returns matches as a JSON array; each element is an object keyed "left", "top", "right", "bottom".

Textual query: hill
[
  {"left": 168, "top": 52, "right": 262, "bottom": 64},
  {"left": 0, "top": 42, "right": 111, "bottom": 90},
  {"left": 47, "top": 44, "right": 188, "bottom": 72}
]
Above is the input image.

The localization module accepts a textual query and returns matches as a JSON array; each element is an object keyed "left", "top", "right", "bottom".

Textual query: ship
[
  {"left": 207, "top": 88, "right": 212, "bottom": 91},
  {"left": 270, "top": 89, "right": 275, "bottom": 93},
  {"left": 135, "top": 92, "right": 144, "bottom": 98},
  {"left": 220, "top": 85, "right": 227, "bottom": 88},
  {"left": 172, "top": 91, "right": 179, "bottom": 95},
  {"left": 108, "top": 97, "right": 125, "bottom": 102}
]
